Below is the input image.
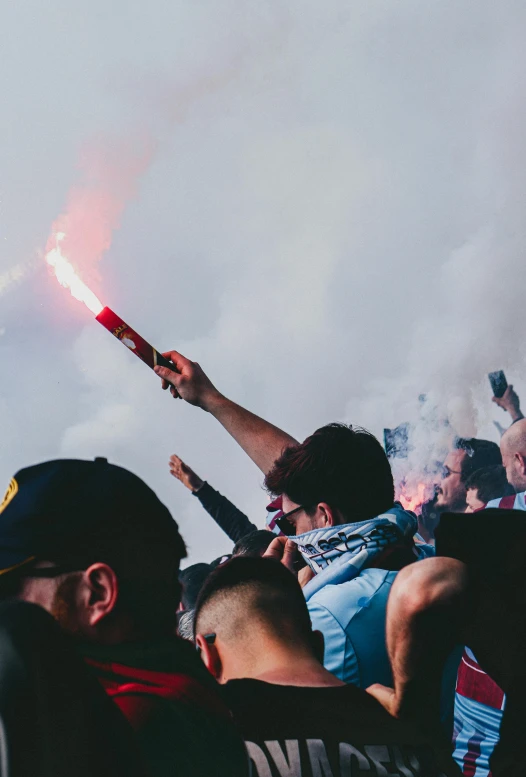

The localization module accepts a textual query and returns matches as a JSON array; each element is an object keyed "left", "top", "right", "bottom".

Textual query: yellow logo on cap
[{"left": 0, "top": 478, "right": 18, "bottom": 515}]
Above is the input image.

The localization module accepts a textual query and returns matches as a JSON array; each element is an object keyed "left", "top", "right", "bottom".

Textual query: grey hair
[{"left": 177, "top": 609, "right": 195, "bottom": 641}]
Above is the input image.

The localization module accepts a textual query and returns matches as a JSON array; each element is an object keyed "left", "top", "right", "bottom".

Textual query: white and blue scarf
[{"left": 289, "top": 504, "right": 424, "bottom": 600}]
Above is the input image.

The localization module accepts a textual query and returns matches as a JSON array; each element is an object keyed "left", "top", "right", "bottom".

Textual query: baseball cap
[
  {"left": 265, "top": 495, "right": 284, "bottom": 535},
  {"left": 0, "top": 458, "right": 182, "bottom": 576}
]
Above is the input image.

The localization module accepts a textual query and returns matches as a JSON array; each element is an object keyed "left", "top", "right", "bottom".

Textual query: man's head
[
  {"left": 264, "top": 423, "right": 394, "bottom": 535},
  {"left": 464, "top": 465, "right": 514, "bottom": 512},
  {"left": 232, "top": 530, "right": 275, "bottom": 557},
  {"left": 0, "top": 458, "right": 186, "bottom": 643},
  {"left": 436, "top": 438, "right": 502, "bottom": 512},
  {"left": 179, "top": 563, "right": 212, "bottom": 612},
  {"left": 194, "top": 556, "right": 320, "bottom": 683},
  {"left": 501, "top": 419, "right": 526, "bottom": 493}
]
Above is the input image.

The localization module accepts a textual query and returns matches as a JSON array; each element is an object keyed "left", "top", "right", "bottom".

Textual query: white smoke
[{"left": 2, "top": 0, "right": 526, "bottom": 561}]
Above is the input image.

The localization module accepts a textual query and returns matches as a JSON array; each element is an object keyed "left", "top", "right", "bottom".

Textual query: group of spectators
[{"left": 1, "top": 355, "right": 525, "bottom": 776}]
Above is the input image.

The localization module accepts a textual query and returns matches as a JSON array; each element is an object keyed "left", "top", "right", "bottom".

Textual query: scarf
[{"left": 289, "top": 503, "right": 419, "bottom": 600}]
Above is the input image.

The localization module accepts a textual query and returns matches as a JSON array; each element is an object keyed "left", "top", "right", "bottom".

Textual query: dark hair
[
  {"left": 464, "top": 465, "right": 514, "bottom": 504},
  {"left": 264, "top": 423, "right": 394, "bottom": 523},
  {"left": 455, "top": 438, "right": 502, "bottom": 483},
  {"left": 232, "top": 530, "right": 275, "bottom": 557},
  {"left": 194, "top": 556, "right": 312, "bottom": 643},
  {"left": 179, "top": 563, "right": 212, "bottom": 611}
]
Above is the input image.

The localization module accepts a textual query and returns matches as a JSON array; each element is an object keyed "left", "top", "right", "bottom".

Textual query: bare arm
[
  {"left": 155, "top": 350, "right": 298, "bottom": 474},
  {"left": 367, "top": 557, "right": 469, "bottom": 727}
]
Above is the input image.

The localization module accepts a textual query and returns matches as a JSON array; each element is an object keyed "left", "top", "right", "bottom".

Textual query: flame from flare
[
  {"left": 398, "top": 482, "right": 428, "bottom": 513},
  {"left": 45, "top": 233, "right": 103, "bottom": 316}
]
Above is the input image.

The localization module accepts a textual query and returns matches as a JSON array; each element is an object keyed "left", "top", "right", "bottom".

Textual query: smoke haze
[{"left": 1, "top": 0, "right": 526, "bottom": 560}]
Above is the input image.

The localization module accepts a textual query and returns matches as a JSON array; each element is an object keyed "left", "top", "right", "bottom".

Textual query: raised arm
[
  {"left": 155, "top": 351, "right": 298, "bottom": 474},
  {"left": 492, "top": 384, "right": 524, "bottom": 424},
  {"left": 169, "top": 455, "right": 258, "bottom": 543}
]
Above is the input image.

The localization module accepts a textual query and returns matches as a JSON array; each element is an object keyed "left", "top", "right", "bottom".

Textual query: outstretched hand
[
  {"left": 169, "top": 455, "right": 204, "bottom": 493},
  {"left": 154, "top": 350, "right": 223, "bottom": 411}
]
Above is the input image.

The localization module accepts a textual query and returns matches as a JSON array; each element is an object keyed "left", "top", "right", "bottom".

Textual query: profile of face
[
  {"left": 281, "top": 495, "right": 337, "bottom": 536},
  {"left": 465, "top": 488, "right": 485, "bottom": 513},
  {"left": 435, "top": 450, "right": 468, "bottom": 511}
]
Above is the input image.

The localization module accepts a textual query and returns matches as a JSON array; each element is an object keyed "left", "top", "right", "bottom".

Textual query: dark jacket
[
  {"left": 83, "top": 637, "right": 249, "bottom": 777},
  {"left": 193, "top": 482, "right": 256, "bottom": 543}
]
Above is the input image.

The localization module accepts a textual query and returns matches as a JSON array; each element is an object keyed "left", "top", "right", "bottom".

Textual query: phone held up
[{"left": 489, "top": 370, "right": 508, "bottom": 399}]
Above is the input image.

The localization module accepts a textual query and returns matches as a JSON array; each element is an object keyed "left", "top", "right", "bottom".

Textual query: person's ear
[
  {"left": 318, "top": 502, "right": 336, "bottom": 527},
  {"left": 195, "top": 634, "right": 223, "bottom": 681},
  {"left": 311, "top": 629, "right": 325, "bottom": 664},
  {"left": 82, "top": 563, "right": 119, "bottom": 628},
  {"left": 517, "top": 453, "right": 526, "bottom": 475}
]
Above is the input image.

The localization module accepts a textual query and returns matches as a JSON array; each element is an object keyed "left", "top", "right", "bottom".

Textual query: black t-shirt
[{"left": 224, "top": 679, "right": 460, "bottom": 777}]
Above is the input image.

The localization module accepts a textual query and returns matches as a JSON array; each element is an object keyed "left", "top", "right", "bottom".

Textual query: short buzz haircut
[
  {"left": 264, "top": 423, "right": 394, "bottom": 523},
  {"left": 193, "top": 556, "right": 313, "bottom": 647},
  {"left": 455, "top": 438, "right": 502, "bottom": 483},
  {"left": 464, "top": 465, "right": 515, "bottom": 504}
]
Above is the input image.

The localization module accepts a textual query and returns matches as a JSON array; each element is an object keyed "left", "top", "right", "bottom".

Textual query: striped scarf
[{"left": 289, "top": 504, "right": 419, "bottom": 600}]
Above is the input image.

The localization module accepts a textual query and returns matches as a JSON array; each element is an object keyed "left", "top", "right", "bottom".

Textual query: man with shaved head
[
  {"left": 194, "top": 556, "right": 459, "bottom": 777},
  {"left": 500, "top": 418, "right": 526, "bottom": 494}
]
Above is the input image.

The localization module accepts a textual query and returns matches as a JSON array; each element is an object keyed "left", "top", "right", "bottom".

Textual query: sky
[{"left": 1, "top": 0, "right": 526, "bottom": 562}]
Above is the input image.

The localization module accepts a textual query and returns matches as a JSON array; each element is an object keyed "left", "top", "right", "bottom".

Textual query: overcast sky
[{"left": 2, "top": 1, "right": 526, "bottom": 562}]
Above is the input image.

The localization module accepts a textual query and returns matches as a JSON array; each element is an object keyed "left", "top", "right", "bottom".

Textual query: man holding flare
[{"left": 154, "top": 351, "right": 431, "bottom": 692}]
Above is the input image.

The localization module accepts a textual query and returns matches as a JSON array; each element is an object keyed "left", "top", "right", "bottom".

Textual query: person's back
[
  {"left": 194, "top": 556, "right": 460, "bottom": 777},
  {"left": 225, "top": 679, "right": 456, "bottom": 777}
]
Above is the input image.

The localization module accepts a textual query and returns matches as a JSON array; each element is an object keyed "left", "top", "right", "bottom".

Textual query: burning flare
[
  {"left": 398, "top": 482, "right": 428, "bottom": 514},
  {"left": 45, "top": 233, "right": 103, "bottom": 315}
]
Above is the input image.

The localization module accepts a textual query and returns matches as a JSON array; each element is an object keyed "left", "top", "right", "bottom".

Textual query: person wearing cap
[{"left": 0, "top": 457, "right": 249, "bottom": 777}]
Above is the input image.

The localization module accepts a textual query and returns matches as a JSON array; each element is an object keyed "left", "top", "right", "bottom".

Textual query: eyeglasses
[
  {"left": 441, "top": 465, "right": 462, "bottom": 479},
  {"left": 196, "top": 633, "right": 216, "bottom": 655},
  {"left": 275, "top": 505, "right": 311, "bottom": 536}
]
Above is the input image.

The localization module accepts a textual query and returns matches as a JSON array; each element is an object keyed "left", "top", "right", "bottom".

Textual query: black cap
[{"left": 0, "top": 458, "right": 180, "bottom": 575}]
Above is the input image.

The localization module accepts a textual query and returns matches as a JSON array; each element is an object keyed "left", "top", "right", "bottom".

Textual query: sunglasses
[{"left": 275, "top": 505, "right": 313, "bottom": 536}]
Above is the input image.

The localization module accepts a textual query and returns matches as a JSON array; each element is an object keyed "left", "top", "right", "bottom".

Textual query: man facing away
[
  {"left": 154, "top": 351, "right": 426, "bottom": 689},
  {"left": 499, "top": 417, "right": 526, "bottom": 497},
  {"left": 0, "top": 458, "right": 248, "bottom": 777},
  {"left": 194, "top": 555, "right": 460, "bottom": 777}
]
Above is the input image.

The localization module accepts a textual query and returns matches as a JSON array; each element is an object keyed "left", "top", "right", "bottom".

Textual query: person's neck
[{"left": 226, "top": 644, "right": 344, "bottom": 688}]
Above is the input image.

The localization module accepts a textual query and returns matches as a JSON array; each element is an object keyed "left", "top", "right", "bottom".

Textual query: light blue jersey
[{"left": 307, "top": 567, "right": 396, "bottom": 688}]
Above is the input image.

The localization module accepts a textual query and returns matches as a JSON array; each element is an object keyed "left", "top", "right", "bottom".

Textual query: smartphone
[{"left": 489, "top": 370, "right": 508, "bottom": 399}]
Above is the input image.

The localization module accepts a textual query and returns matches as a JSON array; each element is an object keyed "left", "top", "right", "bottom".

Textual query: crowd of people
[{"left": 1, "top": 356, "right": 525, "bottom": 776}]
